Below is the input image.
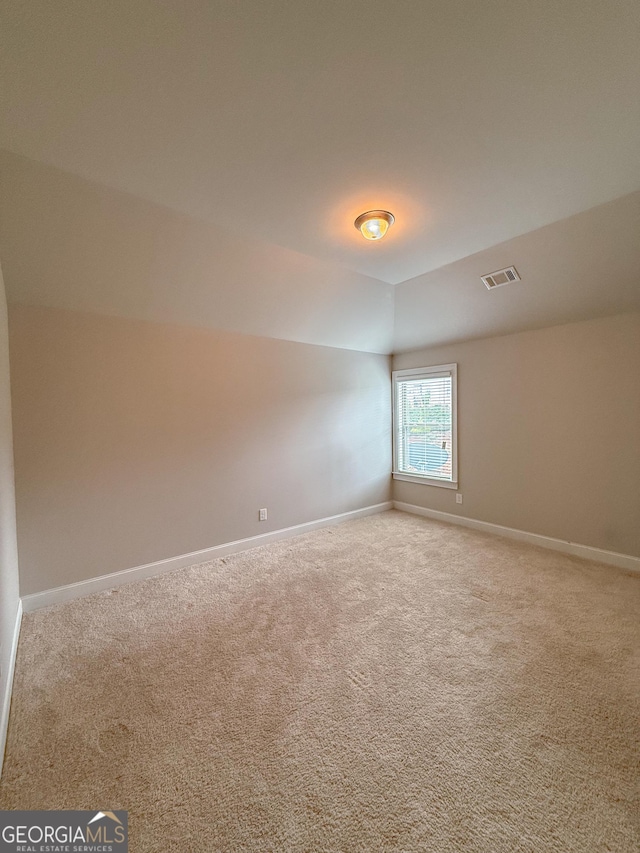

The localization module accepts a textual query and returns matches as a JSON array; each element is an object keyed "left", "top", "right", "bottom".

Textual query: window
[{"left": 392, "top": 363, "right": 458, "bottom": 488}]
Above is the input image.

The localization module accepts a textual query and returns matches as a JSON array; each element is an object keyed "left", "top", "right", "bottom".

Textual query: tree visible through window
[{"left": 393, "top": 364, "right": 458, "bottom": 487}]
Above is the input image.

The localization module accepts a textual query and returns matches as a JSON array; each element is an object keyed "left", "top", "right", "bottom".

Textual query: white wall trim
[
  {"left": 21, "top": 502, "right": 393, "bottom": 613},
  {"left": 1, "top": 599, "right": 22, "bottom": 778},
  {"left": 394, "top": 501, "right": 640, "bottom": 573}
]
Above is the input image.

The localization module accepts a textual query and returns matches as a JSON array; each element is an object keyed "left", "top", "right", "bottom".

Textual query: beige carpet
[{"left": 1, "top": 510, "right": 639, "bottom": 852}]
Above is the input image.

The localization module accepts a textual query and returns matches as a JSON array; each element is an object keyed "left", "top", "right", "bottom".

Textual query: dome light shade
[{"left": 354, "top": 210, "right": 395, "bottom": 241}]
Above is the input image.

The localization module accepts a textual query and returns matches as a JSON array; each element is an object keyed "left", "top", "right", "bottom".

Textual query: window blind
[{"left": 395, "top": 372, "right": 453, "bottom": 481}]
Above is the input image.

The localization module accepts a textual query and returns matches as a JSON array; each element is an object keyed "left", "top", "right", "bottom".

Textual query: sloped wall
[{"left": 0, "top": 151, "right": 394, "bottom": 355}]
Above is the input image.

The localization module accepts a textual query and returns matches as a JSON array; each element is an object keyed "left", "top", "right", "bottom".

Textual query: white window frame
[{"left": 392, "top": 363, "right": 458, "bottom": 489}]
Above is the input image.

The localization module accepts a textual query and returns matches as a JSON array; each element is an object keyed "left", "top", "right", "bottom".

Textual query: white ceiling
[{"left": 1, "top": 0, "right": 639, "bottom": 286}]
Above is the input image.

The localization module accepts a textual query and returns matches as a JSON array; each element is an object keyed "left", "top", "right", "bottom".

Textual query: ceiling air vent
[{"left": 481, "top": 266, "right": 520, "bottom": 290}]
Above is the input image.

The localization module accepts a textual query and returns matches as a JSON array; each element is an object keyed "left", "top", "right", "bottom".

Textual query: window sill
[{"left": 392, "top": 472, "right": 458, "bottom": 489}]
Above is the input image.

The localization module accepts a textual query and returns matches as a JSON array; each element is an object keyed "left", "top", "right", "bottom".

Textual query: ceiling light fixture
[{"left": 354, "top": 210, "right": 395, "bottom": 241}]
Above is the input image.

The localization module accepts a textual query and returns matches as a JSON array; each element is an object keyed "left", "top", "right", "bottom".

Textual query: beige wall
[
  {"left": 0, "top": 261, "right": 20, "bottom": 765},
  {"left": 393, "top": 313, "right": 640, "bottom": 558},
  {"left": 9, "top": 305, "right": 391, "bottom": 596}
]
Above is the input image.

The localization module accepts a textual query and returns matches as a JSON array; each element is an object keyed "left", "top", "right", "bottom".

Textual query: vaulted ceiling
[{"left": 1, "top": 0, "right": 639, "bottom": 352}]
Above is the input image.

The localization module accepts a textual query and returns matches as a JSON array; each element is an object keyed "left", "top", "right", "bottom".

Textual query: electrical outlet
[
  {"left": 456, "top": 493, "right": 463, "bottom": 504},
  {"left": 259, "top": 508, "right": 268, "bottom": 521}
]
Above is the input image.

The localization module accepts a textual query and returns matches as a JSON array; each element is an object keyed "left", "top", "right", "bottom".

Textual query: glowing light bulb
[{"left": 354, "top": 210, "right": 395, "bottom": 241}]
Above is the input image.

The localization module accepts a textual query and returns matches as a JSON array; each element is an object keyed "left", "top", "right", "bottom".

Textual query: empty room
[{"left": 0, "top": 2, "right": 639, "bottom": 851}]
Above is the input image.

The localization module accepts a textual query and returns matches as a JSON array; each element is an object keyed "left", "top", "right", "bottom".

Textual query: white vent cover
[{"left": 481, "top": 266, "right": 520, "bottom": 290}]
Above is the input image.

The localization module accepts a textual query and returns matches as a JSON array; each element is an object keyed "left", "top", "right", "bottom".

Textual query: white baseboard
[
  {"left": 394, "top": 501, "right": 640, "bottom": 573},
  {"left": 0, "top": 599, "right": 22, "bottom": 778},
  {"left": 21, "top": 501, "right": 394, "bottom": 613}
]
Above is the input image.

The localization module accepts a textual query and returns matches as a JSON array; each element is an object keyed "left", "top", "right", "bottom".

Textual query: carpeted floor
[{"left": 1, "top": 510, "right": 639, "bottom": 852}]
